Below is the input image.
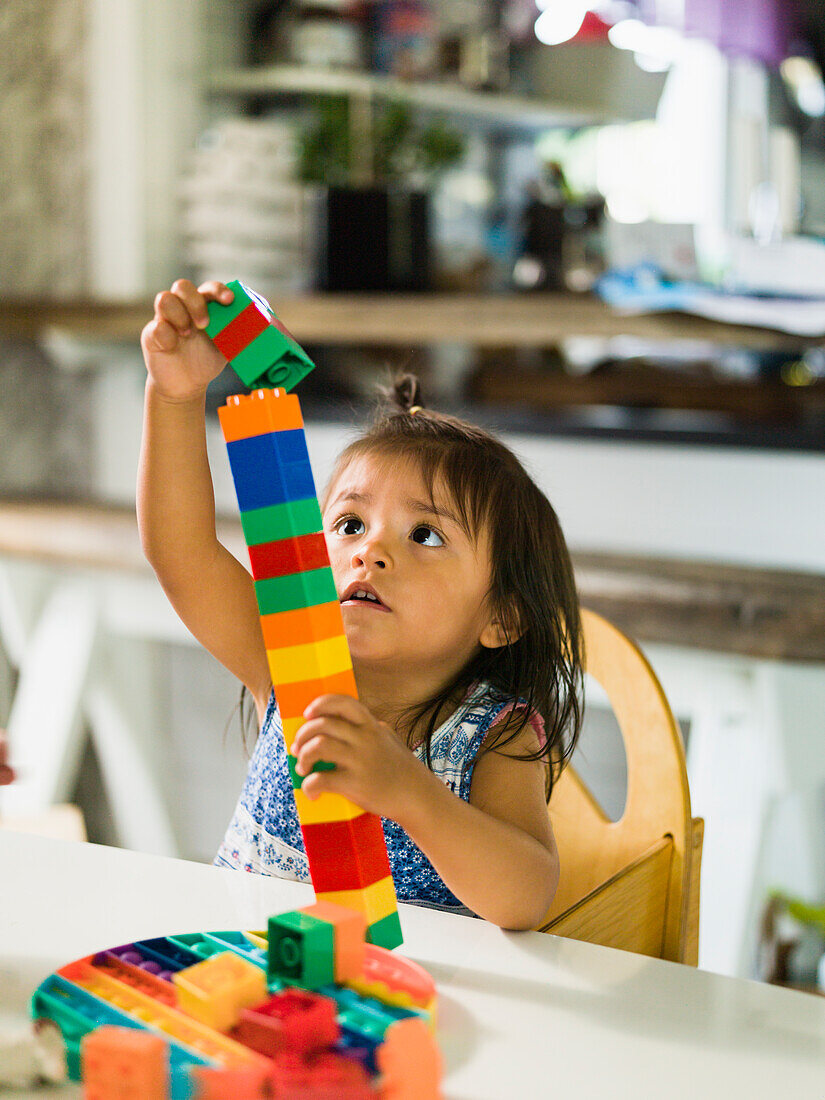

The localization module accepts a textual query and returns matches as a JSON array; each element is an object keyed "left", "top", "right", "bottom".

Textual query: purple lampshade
[{"left": 682, "top": 0, "right": 799, "bottom": 65}]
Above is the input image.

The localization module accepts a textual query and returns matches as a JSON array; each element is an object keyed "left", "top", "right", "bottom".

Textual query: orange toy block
[
  {"left": 218, "top": 388, "right": 303, "bottom": 443},
  {"left": 275, "top": 667, "right": 358, "bottom": 721},
  {"left": 260, "top": 601, "right": 345, "bottom": 649},
  {"left": 192, "top": 1065, "right": 273, "bottom": 1099},
  {"left": 377, "top": 1017, "right": 443, "bottom": 1100},
  {"left": 299, "top": 901, "right": 367, "bottom": 982},
  {"left": 80, "top": 1025, "right": 168, "bottom": 1100},
  {"left": 172, "top": 952, "right": 268, "bottom": 1033}
]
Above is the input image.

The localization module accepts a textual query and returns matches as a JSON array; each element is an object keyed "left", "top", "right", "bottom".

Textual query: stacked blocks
[
  {"left": 206, "top": 279, "right": 315, "bottom": 392},
  {"left": 219, "top": 388, "right": 402, "bottom": 951}
]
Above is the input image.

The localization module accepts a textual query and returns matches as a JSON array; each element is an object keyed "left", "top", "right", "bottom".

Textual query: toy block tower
[
  {"left": 218, "top": 388, "right": 403, "bottom": 951},
  {"left": 206, "top": 279, "right": 315, "bottom": 392}
]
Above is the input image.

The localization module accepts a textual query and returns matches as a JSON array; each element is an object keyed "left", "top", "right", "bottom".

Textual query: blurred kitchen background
[{"left": 2, "top": 0, "right": 825, "bottom": 990}]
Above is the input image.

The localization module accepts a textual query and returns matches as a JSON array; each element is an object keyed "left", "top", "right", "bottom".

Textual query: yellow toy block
[
  {"left": 266, "top": 634, "right": 352, "bottom": 685},
  {"left": 293, "top": 787, "right": 365, "bottom": 823},
  {"left": 317, "top": 875, "right": 398, "bottom": 925},
  {"left": 172, "top": 952, "right": 267, "bottom": 1033}
]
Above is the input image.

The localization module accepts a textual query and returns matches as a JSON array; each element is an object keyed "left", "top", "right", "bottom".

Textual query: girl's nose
[{"left": 351, "top": 537, "right": 391, "bottom": 571}]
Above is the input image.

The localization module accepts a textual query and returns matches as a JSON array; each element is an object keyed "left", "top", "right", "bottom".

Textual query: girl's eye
[
  {"left": 411, "top": 525, "right": 444, "bottom": 547},
  {"left": 335, "top": 516, "right": 365, "bottom": 536}
]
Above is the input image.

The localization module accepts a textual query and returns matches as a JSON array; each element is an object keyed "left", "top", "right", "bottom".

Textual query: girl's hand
[
  {"left": 0, "top": 731, "right": 14, "bottom": 785},
  {"left": 140, "top": 279, "right": 234, "bottom": 403},
  {"left": 292, "top": 695, "right": 424, "bottom": 819}
]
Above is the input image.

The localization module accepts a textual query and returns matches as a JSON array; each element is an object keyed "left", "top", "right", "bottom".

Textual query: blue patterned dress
[{"left": 214, "top": 683, "right": 538, "bottom": 914}]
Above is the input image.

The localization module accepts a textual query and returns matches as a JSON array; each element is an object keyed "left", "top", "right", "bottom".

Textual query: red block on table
[
  {"left": 235, "top": 989, "right": 339, "bottom": 1057},
  {"left": 302, "top": 813, "right": 392, "bottom": 893},
  {"left": 271, "top": 1050, "right": 374, "bottom": 1100}
]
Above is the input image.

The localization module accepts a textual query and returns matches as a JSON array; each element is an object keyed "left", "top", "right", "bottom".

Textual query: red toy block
[
  {"left": 302, "top": 814, "right": 392, "bottom": 893},
  {"left": 192, "top": 1064, "right": 273, "bottom": 1099},
  {"left": 271, "top": 1050, "right": 375, "bottom": 1099},
  {"left": 300, "top": 901, "right": 367, "bottom": 982},
  {"left": 235, "top": 989, "right": 339, "bottom": 1056},
  {"left": 377, "top": 1018, "right": 442, "bottom": 1100},
  {"left": 212, "top": 301, "right": 271, "bottom": 362},
  {"left": 248, "top": 531, "right": 331, "bottom": 581},
  {"left": 80, "top": 1025, "right": 168, "bottom": 1100}
]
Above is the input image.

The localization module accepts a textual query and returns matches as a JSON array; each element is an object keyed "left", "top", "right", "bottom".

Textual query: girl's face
[{"left": 323, "top": 453, "right": 503, "bottom": 684}]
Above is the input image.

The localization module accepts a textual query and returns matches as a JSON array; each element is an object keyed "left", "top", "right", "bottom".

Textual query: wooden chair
[{"left": 537, "top": 609, "right": 704, "bottom": 965}]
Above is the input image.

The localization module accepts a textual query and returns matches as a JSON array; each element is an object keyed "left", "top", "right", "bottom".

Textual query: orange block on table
[
  {"left": 377, "top": 1018, "right": 443, "bottom": 1100},
  {"left": 81, "top": 1025, "right": 168, "bottom": 1100},
  {"left": 299, "top": 901, "right": 367, "bottom": 982}
]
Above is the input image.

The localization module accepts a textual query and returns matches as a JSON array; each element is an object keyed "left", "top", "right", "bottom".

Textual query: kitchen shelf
[{"left": 208, "top": 64, "right": 604, "bottom": 129}]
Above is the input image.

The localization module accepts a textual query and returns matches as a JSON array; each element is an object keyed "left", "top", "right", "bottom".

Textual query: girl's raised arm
[{"left": 137, "top": 280, "right": 271, "bottom": 721}]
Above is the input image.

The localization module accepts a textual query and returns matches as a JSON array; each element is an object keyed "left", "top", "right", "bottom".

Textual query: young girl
[{"left": 138, "top": 279, "right": 583, "bottom": 931}]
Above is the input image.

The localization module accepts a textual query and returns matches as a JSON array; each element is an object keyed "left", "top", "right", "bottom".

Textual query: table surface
[{"left": 2, "top": 833, "right": 825, "bottom": 1099}]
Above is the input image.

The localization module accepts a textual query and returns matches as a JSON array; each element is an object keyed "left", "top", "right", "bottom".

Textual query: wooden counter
[
  {"left": 0, "top": 293, "right": 817, "bottom": 352},
  {"left": 1, "top": 499, "right": 822, "bottom": 663}
]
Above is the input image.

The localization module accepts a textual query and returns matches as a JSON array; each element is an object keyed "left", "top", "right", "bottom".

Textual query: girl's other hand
[
  {"left": 140, "top": 279, "right": 234, "bottom": 403},
  {"left": 293, "top": 695, "right": 423, "bottom": 819},
  {"left": 0, "top": 730, "right": 15, "bottom": 785}
]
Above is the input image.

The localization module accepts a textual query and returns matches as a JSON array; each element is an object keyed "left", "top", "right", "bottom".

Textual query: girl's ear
[{"left": 479, "top": 606, "right": 522, "bottom": 649}]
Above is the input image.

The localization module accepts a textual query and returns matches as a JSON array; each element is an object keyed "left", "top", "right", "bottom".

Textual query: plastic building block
[
  {"left": 80, "top": 1025, "right": 168, "bottom": 1100},
  {"left": 260, "top": 600, "right": 345, "bottom": 649},
  {"left": 348, "top": 945, "right": 437, "bottom": 1017},
  {"left": 248, "top": 531, "right": 330, "bottom": 580},
  {"left": 299, "top": 902, "right": 367, "bottom": 983},
  {"left": 235, "top": 989, "right": 339, "bottom": 1056},
  {"left": 172, "top": 952, "right": 268, "bottom": 1033},
  {"left": 206, "top": 280, "right": 315, "bottom": 391},
  {"left": 219, "top": 389, "right": 304, "bottom": 445},
  {"left": 301, "top": 816, "right": 393, "bottom": 893},
  {"left": 192, "top": 1065, "right": 273, "bottom": 1099},
  {"left": 376, "top": 1018, "right": 443, "bottom": 1100},
  {"left": 270, "top": 1049, "right": 375, "bottom": 1099},
  {"left": 268, "top": 911, "right": 335, "bottom": 989},
  {"left": 241, "top": 496, "right": 324, "bottom": 547},
  {"left": 220, "top": 385, "right": 402, "bottom": 950}
]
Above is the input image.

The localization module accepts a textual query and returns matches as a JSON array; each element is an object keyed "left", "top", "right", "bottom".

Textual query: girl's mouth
[{"left": 340, "top": 584, "right": 391, "bottom": 611}]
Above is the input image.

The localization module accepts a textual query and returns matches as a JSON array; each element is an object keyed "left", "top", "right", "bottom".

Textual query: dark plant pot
[{"left": 313, "top": 186, "right": 431, "bottom": 292}]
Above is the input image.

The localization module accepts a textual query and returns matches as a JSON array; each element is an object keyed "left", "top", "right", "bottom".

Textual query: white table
[{"left": 2, "top": 834, "right": 825, "bottom": 1099}]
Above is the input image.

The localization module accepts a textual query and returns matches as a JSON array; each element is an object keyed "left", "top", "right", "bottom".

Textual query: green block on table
[
  {"left": 268, "top": 911, "right": 335, "bottom": 989},
  {"left": 255, "top": 567, "right": 338, "bottom": 615},
  {"left": 241, "top": 498, "right": 324, "bottom": 547},
  {"left": 367, "top": 910, "right": 404, "bottom": 951},
  {"left": 231, "top": 325, "right": 315, "bottom": 392}
]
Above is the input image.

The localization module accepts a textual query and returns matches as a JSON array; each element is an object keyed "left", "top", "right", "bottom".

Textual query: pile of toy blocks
[{"left": 34, "top": 902, "right": 440, "bottom": 1098}]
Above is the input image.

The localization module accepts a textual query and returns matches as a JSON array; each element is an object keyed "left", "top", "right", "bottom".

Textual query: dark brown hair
[{"left": 323, "top": 374, "right": 584, "bottom": 798}]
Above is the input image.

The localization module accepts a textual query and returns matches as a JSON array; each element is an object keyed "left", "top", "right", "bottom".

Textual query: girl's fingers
[
  {"left": 154, "top": 289, "right": 195, "bottom": 334},
  {"left": 303, "top": 693, "right": 371, "bottom": 726},
  {"left": 170, "top": 279, "right": 210, "bottom": 330},
  {"left": 197, "top": 280, "right": 234, "bottom": 307},
  {"left": 295, "top": 733, "right": 345, "bottom": 776},
  {"left": 300, "top": 769, "right": 340, "bottom": 801},
  {"left": 143, "top": 318, "right": 181, "bottom": 353},
  {"left": 291, "top": 716, "right": 355, "bottom": 756}
]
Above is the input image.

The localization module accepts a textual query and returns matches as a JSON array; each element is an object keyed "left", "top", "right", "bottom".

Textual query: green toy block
[
  {"left": 254, "top": 567, "right": 338, "bottom": 616},
  {"left": 267, "top": 911, "right": 335, "bottom": 989},
  {"left": 204, "top": 279, "right": 253, "bottom": 338},
  {"left": 287, "top": 753, "right": 336, "bottom": 790},
  {"left": 240, "top": 497, "right": 324, "bottom": 547},
  {"left": 230, "top": 325, "right": 315, "bottom": 392},
  {"left": 366, "top": 911, "right": 404, "bottom": 951}
]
